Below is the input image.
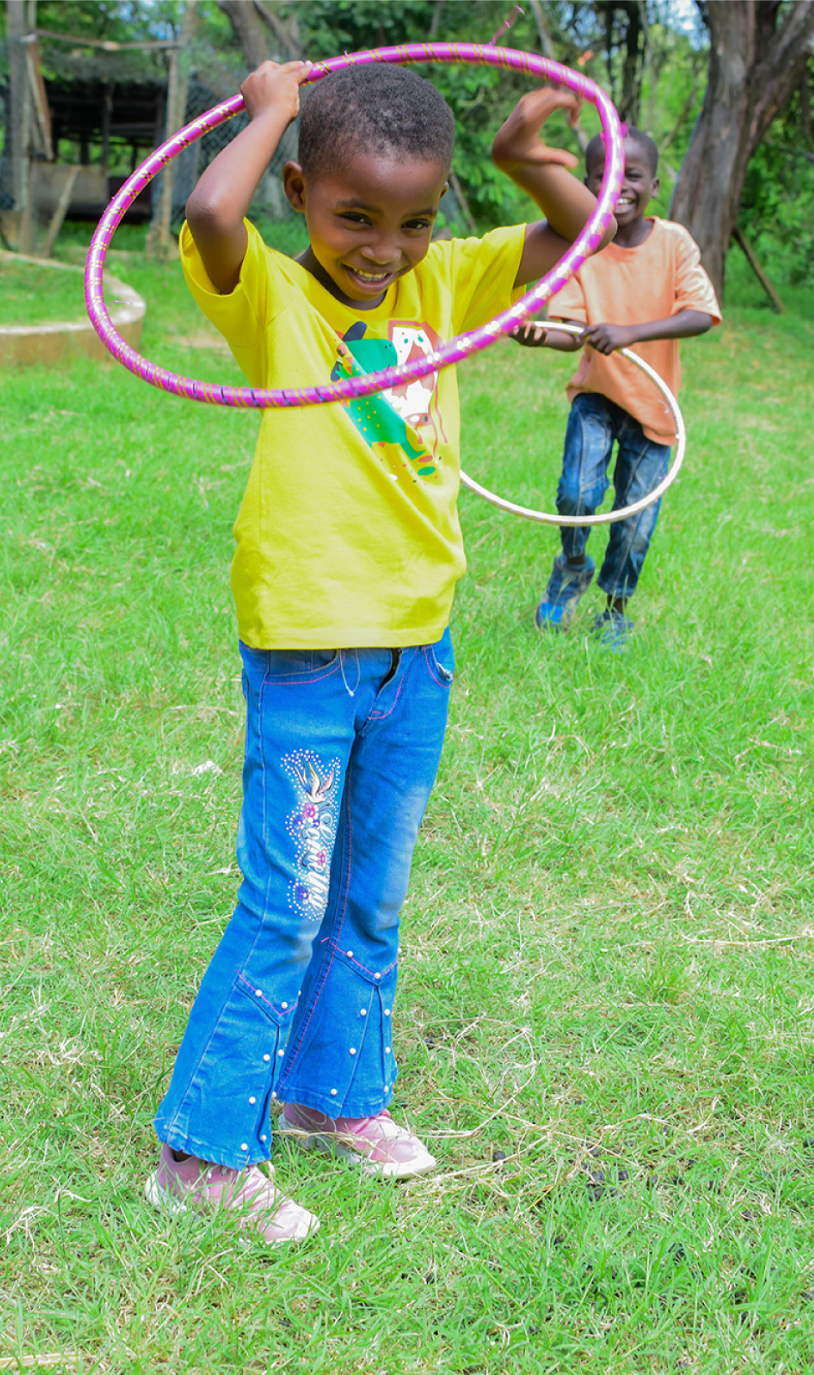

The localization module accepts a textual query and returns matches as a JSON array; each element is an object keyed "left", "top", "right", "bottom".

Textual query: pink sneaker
[
  {"left": 145, "top": 1144, "right": 319, "bottom": 1246},
  {"left": 279, "top": 1103, "right": 437, "bottom": 1180}
]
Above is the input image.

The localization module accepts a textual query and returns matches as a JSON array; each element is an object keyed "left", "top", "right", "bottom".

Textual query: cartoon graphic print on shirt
[
  {"left": 283, "top": 750, "right": 341, "bottom": 922},
  {"left": 331, "top": 320, "right": 446, "bottom": 483}
]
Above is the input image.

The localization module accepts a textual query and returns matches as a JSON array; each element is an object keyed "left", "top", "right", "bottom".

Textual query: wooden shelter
[
  {"left": 1, "top": 0, "right": 298, "bottom": 260},
  {"left": 1, "top": 2, "right": 182, "bottom": 254}
]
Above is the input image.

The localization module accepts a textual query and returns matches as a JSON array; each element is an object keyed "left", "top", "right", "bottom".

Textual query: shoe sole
[
  {"left": 278, "top": 1122, "right": 437, "bottom": 1181},
  {"left": 144, "top": 1172, "right": 320, "bottom": 1244},
  {"left": 145, "top": 1172, "right": 187, "bottom": 1216}
]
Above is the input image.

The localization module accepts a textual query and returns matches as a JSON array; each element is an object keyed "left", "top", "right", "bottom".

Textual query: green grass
[
  {"left": 0, "top": 258, "right": 90, "bottom": 326},
  {"left": 2, "top": 233, "right": 814, "bottom": 1375}
]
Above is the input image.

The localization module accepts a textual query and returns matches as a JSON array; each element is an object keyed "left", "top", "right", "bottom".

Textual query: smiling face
[
  {"left": 586, "top": 136, "right": 659, "bottom": 231},
  {"left": 283, "top": 150, "right": 449, "bottom": 310}
]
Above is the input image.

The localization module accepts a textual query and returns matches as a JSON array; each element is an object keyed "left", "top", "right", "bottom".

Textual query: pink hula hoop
[{"left": 84, "top": 44, "right": 623, "bottom": 408}]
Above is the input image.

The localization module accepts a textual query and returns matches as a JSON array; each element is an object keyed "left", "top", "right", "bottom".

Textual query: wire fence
[{"left": 165, "top": 75, "right": 299, "bottom": 230}]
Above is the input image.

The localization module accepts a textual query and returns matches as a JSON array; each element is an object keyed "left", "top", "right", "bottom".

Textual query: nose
[{"left": 360, "top": 236, "right": 400, "bottom": 268}]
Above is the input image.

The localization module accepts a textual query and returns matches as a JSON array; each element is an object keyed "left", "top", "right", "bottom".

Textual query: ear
[
  {"left": 283, "top": 161, "right": 306, "bottom": 213},
  {"left": 651, "top": 175, "right": 660, "bottom": 198},
  {"left": 440, "top": 182, "right": 449, "bottom": 200}
]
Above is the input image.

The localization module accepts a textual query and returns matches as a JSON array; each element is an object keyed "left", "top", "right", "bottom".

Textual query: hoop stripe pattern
[{"left": 84, "top": 43, "right": 624, "bottom": 410}]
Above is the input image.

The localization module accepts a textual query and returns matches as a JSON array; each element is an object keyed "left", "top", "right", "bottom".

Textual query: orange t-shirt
[{"left": 547, "top": 218, "right": 721, "bottom": 444}]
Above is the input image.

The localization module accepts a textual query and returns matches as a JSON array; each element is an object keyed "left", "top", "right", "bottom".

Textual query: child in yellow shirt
[{"left": 146, "top": 58, "right": 611, "bottom": 1246}]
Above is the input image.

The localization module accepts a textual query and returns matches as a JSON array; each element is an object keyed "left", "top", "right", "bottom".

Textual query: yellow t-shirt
[
  {"left": 547, "top": 218, "right": 721, "bottom": 444},
  {"left": 180, "top": 220, "right": 525, "bottom": 648}
]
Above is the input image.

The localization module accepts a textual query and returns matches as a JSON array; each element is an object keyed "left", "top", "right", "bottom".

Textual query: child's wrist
[
  {"left": 494, "top": 144, "right": 579, "bottom": 175},
  {"left": 246, "top": 99, "right": 291, "bottom": 126},
  {"left": 515, "top": 147, "right": 572, "bottom": 166}
]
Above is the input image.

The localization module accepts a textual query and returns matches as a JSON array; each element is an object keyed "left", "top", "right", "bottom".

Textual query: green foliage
[
  {"left": 638, "top": 24, "right": 707, "bottom": 170},
  {"left": 33, "top": 0, "right": 189, "bottom": 42},
  {"left": 5, "top": 0, "right": 812, "bottom": 287},
  {"left": 1, "top": 0, "right": 708, "bottom": 228},
  {"left": 282, "top": 0, "right": 566, "bottom": 228},
  {"left": 281, "top": 0, "right": 709, "bottom": 229},
  {"left": 737, "top": 64, "right": 814, "bottom": 288}
]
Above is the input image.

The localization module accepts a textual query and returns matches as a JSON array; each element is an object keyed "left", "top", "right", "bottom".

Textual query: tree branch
[
  {"left": 252, "top": 1, "right": 302, "bottom": 61},
  {"left": 748, "top": 0, "right": 814, "bottom": 144}
]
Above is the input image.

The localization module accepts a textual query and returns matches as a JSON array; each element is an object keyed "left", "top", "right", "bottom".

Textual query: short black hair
[
  {"left": 585, "top": 126, "right": 659, "bottom": 177},
  {"left": 298, "top": 64, "right": 455, "bottom": 180}
]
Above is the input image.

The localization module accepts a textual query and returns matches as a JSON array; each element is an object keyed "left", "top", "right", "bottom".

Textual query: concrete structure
[{"left": 0, "top": 250, "right": 145, "bottom": 365}]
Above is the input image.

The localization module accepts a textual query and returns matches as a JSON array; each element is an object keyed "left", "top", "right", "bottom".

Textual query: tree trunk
[
  {"left": 215, "top": 0, "right": 300, "bottom": 68},
  {"left": 670, "top": 0, "right": 814, "bottom": 298}
]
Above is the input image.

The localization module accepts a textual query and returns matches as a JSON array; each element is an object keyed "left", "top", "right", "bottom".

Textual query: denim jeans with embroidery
[
  {"left": 556, "top": 392, "right": 671, "bottom": 599},
  {"left": 153, "top": 632, "right": 454, "bottom": 1170}
]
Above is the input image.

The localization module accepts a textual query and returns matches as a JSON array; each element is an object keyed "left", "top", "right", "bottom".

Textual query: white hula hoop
[{"left": 459, "top": 322, "right": 686, "bottom": 526}]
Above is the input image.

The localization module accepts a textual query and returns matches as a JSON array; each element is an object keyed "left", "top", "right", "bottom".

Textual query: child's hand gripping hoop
[
  {"left": 84, "top": 43, "right": 680, "bottom": 524},
  {"left": 460, "top": 322, "right": 686, "bottom": 526}
]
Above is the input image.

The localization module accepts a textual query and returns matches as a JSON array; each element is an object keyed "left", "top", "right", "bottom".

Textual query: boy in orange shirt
[{"left": 514, "top": 127, "right": 720, "bottom": 650}]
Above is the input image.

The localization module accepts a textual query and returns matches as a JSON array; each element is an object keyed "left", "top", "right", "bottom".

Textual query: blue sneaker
[
  {"left": 591, "top": 608, "right": 635, "bottom": 652},
  {"left": 535, "top": 555, "right": 595, "bottom": 632}
]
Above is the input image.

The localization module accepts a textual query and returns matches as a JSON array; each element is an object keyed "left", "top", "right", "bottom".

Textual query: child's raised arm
[
  {"left": 186, "top": 59, "right": 311, "bottom": 294},
  {"left": 492, "top": 87, "right": 615, "bottom": 288}
]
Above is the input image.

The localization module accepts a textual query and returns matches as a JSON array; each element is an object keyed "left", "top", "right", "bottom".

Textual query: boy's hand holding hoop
[{"left": 239, "top": 59, "right": 313, "bottom": 124}]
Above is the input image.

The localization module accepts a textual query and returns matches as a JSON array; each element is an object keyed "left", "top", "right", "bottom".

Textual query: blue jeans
[
  {"left": 154, "top": 634, "right": 454, "bottom": 1170},
  {"left": 556, "top": 393, "right": 671, "bottom": 600}
]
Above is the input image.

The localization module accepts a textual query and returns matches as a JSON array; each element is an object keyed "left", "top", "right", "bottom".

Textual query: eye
[
  {"left": 339, "top": 212, "right": 370, "bottom": 225},
  {"left": 403, "top": 218, "right": 432, "bottom": 232}
]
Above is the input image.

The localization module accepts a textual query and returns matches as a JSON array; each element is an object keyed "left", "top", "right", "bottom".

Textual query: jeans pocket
[
  {"left": 240, "top": 644, "right": 339, "bottom": 685},
  {"left": 424, "top": 628, "right": 454, "bottom": 688}
]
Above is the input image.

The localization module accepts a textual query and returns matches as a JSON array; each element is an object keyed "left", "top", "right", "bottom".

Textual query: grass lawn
[
  {"left": 0, "top": 257, "right": 90, "bottom": 326},
  {"left": 1, "top": 231, "right": 813, "bottom": 1375}
]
